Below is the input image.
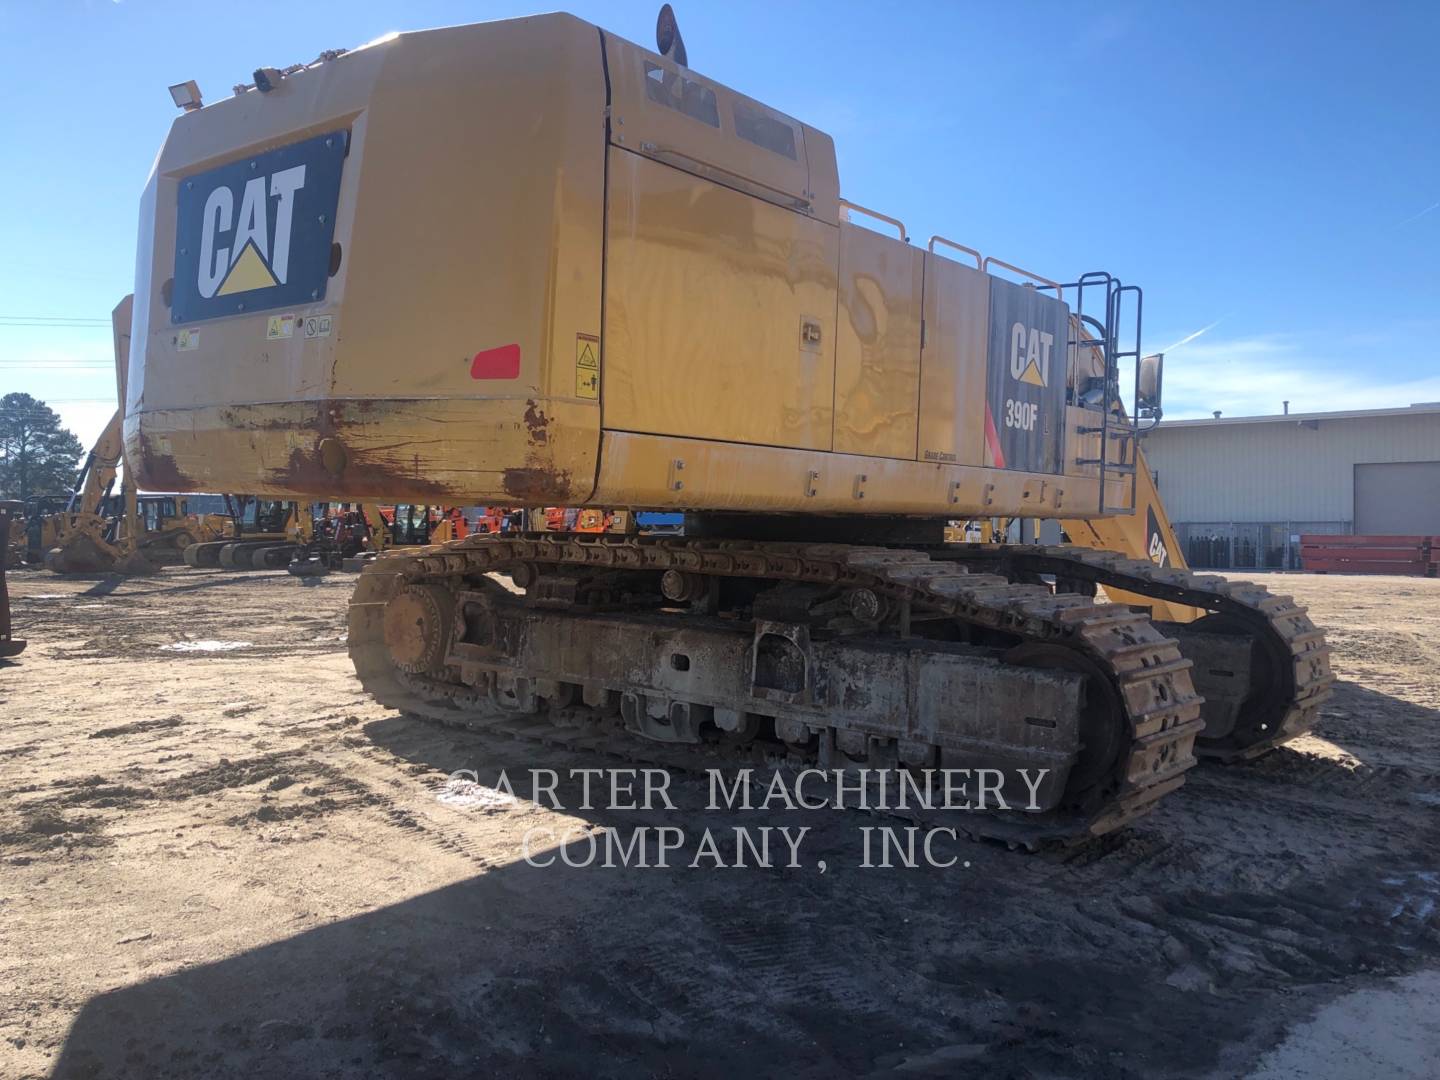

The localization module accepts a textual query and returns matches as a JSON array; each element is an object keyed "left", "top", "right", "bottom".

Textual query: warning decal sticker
[{"left": 575, "top": 333, "right": 599, "bottom": 399}]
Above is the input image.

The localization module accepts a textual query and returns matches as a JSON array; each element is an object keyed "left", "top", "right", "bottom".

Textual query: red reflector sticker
[{"left": 470, "top": 344, "right": 520, "bottom": 379}]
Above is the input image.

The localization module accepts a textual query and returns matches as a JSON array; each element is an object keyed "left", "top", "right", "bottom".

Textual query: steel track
[
  {"left": 937, "top": 544, "right": 1335, "bottom": 761},
  {"left": 347, "top": 535, "right": 1206, "bottom": 845}
]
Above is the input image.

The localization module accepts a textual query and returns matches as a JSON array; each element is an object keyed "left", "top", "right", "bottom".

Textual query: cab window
[
  {"left": 644, "top": 62, "right": 719, "bottom": 128},
  {"left": 733, "top": 100, "right": 797, "bottom": 160}
]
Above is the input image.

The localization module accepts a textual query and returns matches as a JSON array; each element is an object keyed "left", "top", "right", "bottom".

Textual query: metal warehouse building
[{"left": 1144, "top": 403, "right": 1440, "bottom": 570}]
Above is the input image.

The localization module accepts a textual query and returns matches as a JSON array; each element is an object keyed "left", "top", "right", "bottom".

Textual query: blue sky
[{"left": 1, "top": 0, "right": 1437, "bottom": 453}]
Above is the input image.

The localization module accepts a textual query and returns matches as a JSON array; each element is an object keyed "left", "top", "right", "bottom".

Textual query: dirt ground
[{"left": 1, "top": 564, "right": 1437, "bottom": 1079}]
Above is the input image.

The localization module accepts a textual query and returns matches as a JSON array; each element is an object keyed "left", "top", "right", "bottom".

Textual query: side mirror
[{"left": 1138, "top": 353, "right": 1164, "bottom": 415}]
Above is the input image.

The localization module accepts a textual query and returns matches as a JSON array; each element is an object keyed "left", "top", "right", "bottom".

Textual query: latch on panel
[{"left": 800, "top": 317, "right": 823, "bottom": 351}]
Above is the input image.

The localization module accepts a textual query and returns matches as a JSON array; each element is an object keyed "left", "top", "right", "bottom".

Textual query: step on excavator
[{"left": 125, "top": 8, "right": 1332, "bottom": 842}]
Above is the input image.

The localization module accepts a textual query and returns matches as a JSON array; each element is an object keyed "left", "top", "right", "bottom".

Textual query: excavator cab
[
  {"left": 387, "top": 506, "right": 432, "bottom": 547},
  {"left": 252, "top": 500, "right": 292, "bottom": 535}
]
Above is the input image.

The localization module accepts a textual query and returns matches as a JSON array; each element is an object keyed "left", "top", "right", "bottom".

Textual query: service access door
[{"left": 599, "top": 33, "right": 838, "bottom": 452}]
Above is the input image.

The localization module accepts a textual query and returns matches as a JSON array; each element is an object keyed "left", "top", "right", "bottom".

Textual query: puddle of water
[{"left": 159, "top": 640, "right": 253, "bottom": 653}]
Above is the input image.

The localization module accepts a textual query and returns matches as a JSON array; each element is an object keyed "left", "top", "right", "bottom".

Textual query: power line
[
  {"left": 0, "top": 314, "right": 110, "bottom": 323},
  {"left": 0, "top": 315, "right": 111, "bottom": 331}
]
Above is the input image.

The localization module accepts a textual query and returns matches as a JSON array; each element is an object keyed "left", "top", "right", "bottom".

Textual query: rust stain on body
[
  {"left": 271, "top": 446, "right": 454, "bottom": 500},
  {"left": 134, "top": 432, "right": 194, "bottom": 491},
  {"left": 503, "top": 465, "right": 572, "bottom": 503},
  {"left": 522, "top": 399, "right": 550, "bottom": 446},
  {"left": 136, "top": 396, "right": 579, "bottom": 503}
]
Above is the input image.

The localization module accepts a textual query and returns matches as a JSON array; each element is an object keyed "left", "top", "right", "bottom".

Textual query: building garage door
[{"left": 1354, "top": 461, "right": 1440, "bottom": 533}]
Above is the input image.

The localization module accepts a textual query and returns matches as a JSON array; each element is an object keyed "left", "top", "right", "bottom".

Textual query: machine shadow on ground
[{"left": 50, "top": 709, "right": 1440, "bottom": 1080}]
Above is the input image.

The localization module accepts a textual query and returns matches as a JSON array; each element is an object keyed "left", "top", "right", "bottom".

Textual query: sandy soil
[{"left": 1, "top": 565, "right": 1437, "bottom": 1079}]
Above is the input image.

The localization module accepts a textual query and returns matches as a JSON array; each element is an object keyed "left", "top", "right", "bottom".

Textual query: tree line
[{"left": 0, "top": 392, "right": 85, "bottom": 501}]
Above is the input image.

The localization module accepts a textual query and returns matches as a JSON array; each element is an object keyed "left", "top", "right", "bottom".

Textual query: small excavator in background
[
  {"left": 42, "top": 383, "right": 156, "bottom": 577},
  {"left": 288, "top": 504, "right": 471, "bottom": 576},
  {"left": 42, "top": 297, "right": 149, "bottom": 574},
  {"left": 182, "top": 496, "right": 311, "bottom": 569},
  {"left": 39, "top": 297, "right": 226, "bottom": 575},
  {"left": 97, "top": 492, "right": 228, "bottom": 564},
  {"left": 6, "top": 495, "right": 71, "bottom": 566},
  {"left": 287, "top": 503, "right": 383, "bottom": 576}
]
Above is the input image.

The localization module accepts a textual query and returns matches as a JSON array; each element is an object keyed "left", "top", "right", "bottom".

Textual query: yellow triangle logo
[
  {"left": 1019, "top": 359, "right": 1046, "bottom": 387},
  {"left": 217, "top": 241, "right": 279, "bottom": 296}
]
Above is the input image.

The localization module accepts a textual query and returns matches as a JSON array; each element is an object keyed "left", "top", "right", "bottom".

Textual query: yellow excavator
[
  {"left": 40, "top": 298, "right": 229, "bottom": 574},
  {"left": 123, "top": 8, "right": 1331, "bottom": 841},
  {"left": 182, "top": 496, "right": 312, "bottom": 569},
  {"left": 286, "top": 502, "right": 387, "bottom": 575},
  {"left": 6, "top": 495, "right": 69, "bottom": 566},
  {"left": 43, "top": 300, "right": 154, "bottom": 575}
]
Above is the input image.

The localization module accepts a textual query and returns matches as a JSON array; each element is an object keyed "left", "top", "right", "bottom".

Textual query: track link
[
  {"left": 938, "top": 544, "right": 1335, "bottom": 761},
  {"left": 347, "top": 535, "right": 1206, "bottom": 844}
]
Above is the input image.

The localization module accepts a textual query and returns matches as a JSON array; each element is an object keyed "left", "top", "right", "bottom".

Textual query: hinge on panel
[{"left": 668, "top": 458, "right": 685, "bottom": 492}]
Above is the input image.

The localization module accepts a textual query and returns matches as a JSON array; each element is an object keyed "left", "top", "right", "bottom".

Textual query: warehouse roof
[{"left": 1159, "top": 402, "right": 1440, "bottom": 429}]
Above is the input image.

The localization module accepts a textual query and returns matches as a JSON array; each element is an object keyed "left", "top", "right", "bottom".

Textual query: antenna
[{"left": 656, "top": 4, "right": 688, "bottom": 67}]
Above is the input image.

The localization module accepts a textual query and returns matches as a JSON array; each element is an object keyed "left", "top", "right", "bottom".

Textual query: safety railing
[
  {"left": 840, "top": 201, "right": 1154, "bottom": 517},
  {"left": 1063, "top": 272, "right": 1147, "bottom": 515},
  {"left": 927, "top": 235, "right": 982, "bottom": 268},
  {"left": 981, "top": 256, "right": 1062, "bottom": 295},
  {"left": 839, "top": 198, "right": 908, "bottom": 242}
]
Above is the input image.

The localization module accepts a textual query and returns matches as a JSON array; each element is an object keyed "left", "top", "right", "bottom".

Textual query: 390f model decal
[
  {"left": 171, "top": 131, "right": 347, "bottom": 324},
  {"left": 984, "top": 278, "right": 1068, "bottom": 474}
]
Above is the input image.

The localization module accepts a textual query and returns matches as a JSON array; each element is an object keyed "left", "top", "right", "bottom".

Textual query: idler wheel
[{"left": 384, "top": 584, "right": 457, "bottom": 675}]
